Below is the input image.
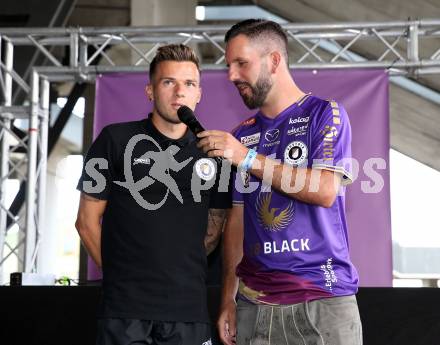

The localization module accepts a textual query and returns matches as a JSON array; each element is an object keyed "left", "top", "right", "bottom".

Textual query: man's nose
[
  {"left": 228, "top": 67, "right": 238, "bottom": 82},
  {"left": 175, "top": 83, "right": 185, "bottom": 97}
]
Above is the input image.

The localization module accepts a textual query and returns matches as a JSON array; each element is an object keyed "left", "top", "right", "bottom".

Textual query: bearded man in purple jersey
[{"left": 197, "top": 19, "right": 362, "bottom": 345}]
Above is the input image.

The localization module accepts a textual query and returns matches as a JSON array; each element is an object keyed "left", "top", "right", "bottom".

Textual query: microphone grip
[
  {"left": 184, "top": 115, "right": 223, "bottom": 165},
  {"left": 194, "top": 130, "right": 223, "bottom": 165},
  {"left": 190, "top": 122, "right": 205, "bottom": 135}
]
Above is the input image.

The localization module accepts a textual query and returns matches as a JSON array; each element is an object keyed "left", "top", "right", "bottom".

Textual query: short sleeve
[
  {"left": 231, "top": 166, "right": 244, "bottom": 206},
  {"left": 310, "top": 101, "right": 353, "bottom": 185},
  {"left": 76, "top": 126, "right": 117, "bottom": 199},
  {"left": 209, "top": 161, "right": 232, "bottom": 209},
  {"left": 230, "top": 126, "right": 244, "bottom": 206}
]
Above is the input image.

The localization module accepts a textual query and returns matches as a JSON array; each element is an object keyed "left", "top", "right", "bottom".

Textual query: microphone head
[{"left": 177, "top": 105, "right": 195, "bottom": 124}]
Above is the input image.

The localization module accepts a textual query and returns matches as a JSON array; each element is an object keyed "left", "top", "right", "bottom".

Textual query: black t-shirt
[{"left": 77, "top": 117, "right": 231, "bottom": 322}]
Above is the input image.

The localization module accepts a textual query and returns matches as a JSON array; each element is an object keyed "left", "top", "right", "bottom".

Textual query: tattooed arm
[
  {"left": 75, "top": 193, "right": 107, "bottom": 268},
  {"left": 205, "top": 208, "right": 228, "bottom": 255}
]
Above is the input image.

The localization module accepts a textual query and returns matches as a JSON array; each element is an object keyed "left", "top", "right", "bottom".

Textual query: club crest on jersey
[
  {"left": 195, "top": 158, "right": 216, "bottom": 181},
  {"left": 240, "top": 132, "right": 260, "bottom": 147},
  {"left": 284, "top": 141, "right": 308, "bottom": 166},
  {"left": 256, "top": 192, "right": 294, "bottom": 232}
]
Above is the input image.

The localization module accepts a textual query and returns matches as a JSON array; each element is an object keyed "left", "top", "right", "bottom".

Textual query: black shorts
[{"left": 96, "top": 318, "right": 212, "bottom": 345}]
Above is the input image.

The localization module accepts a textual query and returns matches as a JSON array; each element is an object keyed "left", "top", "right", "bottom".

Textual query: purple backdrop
[{"left": 90, "top": 69, "right": 391, "bottom": 287}]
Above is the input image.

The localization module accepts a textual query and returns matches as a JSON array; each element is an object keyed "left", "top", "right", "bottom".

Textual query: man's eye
[
  {"left": 238, "top": 61, "right": 247, "bottom": 67},
  {"left": 186, "top": 82, "right": 196, "bottom": 87},
  {"left": 163, "top": 80, "right": 173, "bottom": 85}
]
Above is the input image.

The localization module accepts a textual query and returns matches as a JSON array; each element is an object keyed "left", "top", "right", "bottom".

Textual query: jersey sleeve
[
  {"left": 76, "top": 126, "right": 118, "bottom": 200},
  {"left": 230, "top": 126, "right": 245, "bottom": 206},
  {"left": 310, "top": 101, "right": 353, "bottom": 185}
]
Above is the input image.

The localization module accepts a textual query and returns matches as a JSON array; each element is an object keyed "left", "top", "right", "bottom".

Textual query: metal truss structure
[{"left": 1, "top": 19, "right": 440, "bottom": 282}]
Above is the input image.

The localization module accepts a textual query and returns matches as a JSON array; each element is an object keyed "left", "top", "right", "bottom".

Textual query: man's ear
[
  {"left": 270, "top": 51, "right": 281, "bottom": 73},
  {"left": 146, "top": 84, "right": 153, "bottom": 101}
]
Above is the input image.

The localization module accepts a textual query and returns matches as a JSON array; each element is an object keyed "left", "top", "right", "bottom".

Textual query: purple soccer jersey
[{"left": 232, "top": 94, "right": 359, "bottom": 305}]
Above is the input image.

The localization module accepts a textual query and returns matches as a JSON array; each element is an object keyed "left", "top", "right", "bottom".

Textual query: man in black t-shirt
[{"left": 75, "top": 44, "right": 230, "bottom": 345}]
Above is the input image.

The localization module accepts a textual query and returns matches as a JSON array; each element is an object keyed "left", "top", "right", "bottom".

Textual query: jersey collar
[{"left": 256, "top": 93, "right": 312, "bottom": 125}]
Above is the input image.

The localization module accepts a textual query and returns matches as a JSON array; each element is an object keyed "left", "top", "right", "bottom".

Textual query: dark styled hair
[
  {"left": 149, "top": 44, "right": 200, "bottom": 81},
  {"left": 225, "top": 19, "right": 289, "bottom": 63}
]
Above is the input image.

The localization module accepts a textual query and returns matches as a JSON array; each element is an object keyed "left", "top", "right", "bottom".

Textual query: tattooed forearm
[{"left": 205, "top": 209, "right": 227, "bottom": 255}]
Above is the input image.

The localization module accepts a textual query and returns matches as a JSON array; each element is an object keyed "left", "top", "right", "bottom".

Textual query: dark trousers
[{"left": 96, "top": 318, "right": 212, "bottom": 345}]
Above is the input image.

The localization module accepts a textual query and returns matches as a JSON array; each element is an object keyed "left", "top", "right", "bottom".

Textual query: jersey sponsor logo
[
  {"left": 322, "top": 125, "right": 338, "bottom": 137},
  {"left": 240, "top": 132, "right": 260, "bottom": 146},
  {"left": 263, "top": 129, "right": 280, "bottom": 147},
  {"left": 263, "top": 238, "right": 310, "bottom": 254},
  {"left": 289, "top": 116, "right": 309, "bottom": 125},
  {"left": 241, "top": 117, "right": 256, "bottom": 126},
  {"left": 287, "top": 125, "right": 308, "bottom": 136},
  {"left": 194, "top": 158, "right": 216, "bottom": 181},
  {"left": 264, "top": 128, "right": 280, "bottom": 142},
  {"left": 133, "top": 157, "right": 151, "bottom": 165},
  {"left": 263, "top": 141, "right": 280, "bottom": 148},
  {"left": 284, "top": 141, "right": 308, "bottom": 166},
  {"left": 256, "top": 192, "right": 294, "bottom": 232},
  {"left": 321, "top": 257, "right": 337, "bottom": 291},
  {"left": 321, "top": 125, "right": 338, "bottom": 161}
]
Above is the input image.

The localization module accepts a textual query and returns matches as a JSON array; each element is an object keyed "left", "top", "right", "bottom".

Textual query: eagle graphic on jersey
[{"left": 256, "top": 192, "right": 294, "bottom": 232}]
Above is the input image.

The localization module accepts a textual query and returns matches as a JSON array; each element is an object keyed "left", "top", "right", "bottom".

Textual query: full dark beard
[{"left": 236, "top": 68, "right": 273, "bottom": 109}]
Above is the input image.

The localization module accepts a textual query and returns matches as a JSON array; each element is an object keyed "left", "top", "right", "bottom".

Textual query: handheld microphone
[
  {"left": 177, "top": 105, "right": 205, "bottom": 135},
  {"left": 177, "top": 105, "right": 222, "bottom": 164}
]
